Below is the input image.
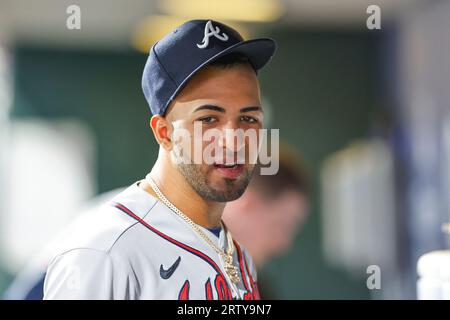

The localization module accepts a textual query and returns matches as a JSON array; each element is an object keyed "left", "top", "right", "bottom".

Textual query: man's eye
[
  {"left": 198, "top": 116, "right": 217, "bottom": 124},
  {"left": 240, "top": 115, "right": 258, "bottom": 123}
]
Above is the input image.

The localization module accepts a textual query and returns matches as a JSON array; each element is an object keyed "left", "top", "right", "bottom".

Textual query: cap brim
[{"left": 166, "top": 38, "right": 276, "bottom": 114}]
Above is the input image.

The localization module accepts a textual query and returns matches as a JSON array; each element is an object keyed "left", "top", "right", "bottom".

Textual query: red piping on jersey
[
  {"left": 243, "top": 250, "right": 260, "bottom": 300},
  {"left": 234, "top": 240, "right": 251, "bottom": 293},
  {"left": 111, "top": 201, "right": 232, "bottom": 295}
]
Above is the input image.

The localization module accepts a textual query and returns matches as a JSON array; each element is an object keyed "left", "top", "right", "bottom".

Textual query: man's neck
[{"left": 139, "top": 159, "right": 225, "bottom": 229}]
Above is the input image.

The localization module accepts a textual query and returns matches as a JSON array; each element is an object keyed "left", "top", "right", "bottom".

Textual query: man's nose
[{"left": 217, "top": 121, "right": 246, "bottom": 153}]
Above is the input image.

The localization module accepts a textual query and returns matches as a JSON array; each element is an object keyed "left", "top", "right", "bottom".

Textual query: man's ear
[{"left": 149, "top": 115, "right": 173, "bottom": 150}]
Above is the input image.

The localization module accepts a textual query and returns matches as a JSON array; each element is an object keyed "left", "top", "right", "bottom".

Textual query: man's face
[{"left": 165, "top": 64, "right": 263, "bottom": 202}]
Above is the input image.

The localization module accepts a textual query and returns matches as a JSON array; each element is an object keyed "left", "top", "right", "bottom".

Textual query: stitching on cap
[{"left": 152, "top": 44, "right": 178, "bottom": 87}]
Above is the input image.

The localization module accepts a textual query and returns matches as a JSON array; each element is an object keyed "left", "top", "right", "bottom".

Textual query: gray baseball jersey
[{"left": 43, "top": 181, "right": 259, "bottom": 300}]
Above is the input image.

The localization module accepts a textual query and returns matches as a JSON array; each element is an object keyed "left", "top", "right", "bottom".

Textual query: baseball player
[{"left": 43, "top": 19, "right": 276, "bottom": 300}]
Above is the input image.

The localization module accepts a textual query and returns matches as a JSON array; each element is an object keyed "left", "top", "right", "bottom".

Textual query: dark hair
[{"left": 209, "top": 52, "right": 256, "bottom": 73}]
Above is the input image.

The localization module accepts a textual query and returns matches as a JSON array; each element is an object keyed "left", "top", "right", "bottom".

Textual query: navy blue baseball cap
[{"left": 142, "top": 19, "right": 277, "bottom": 115}]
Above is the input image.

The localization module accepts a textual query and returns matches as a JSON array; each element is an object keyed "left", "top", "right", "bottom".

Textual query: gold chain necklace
[{"left": 145, "top": 174, "right": 241, "bottom": 284}]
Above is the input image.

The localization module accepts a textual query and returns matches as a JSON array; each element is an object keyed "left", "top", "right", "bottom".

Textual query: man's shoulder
[{"left": 48, "top": 183, "right": 159, "bottom": 262}]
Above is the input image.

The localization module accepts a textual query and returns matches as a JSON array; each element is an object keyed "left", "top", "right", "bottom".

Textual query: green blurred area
[
  {"left": 259, "top": 28, "right": 379, "bottom": 299},
  {"left": 0, "top": 268, "right": 12, "bottom": 296},
  {"left": 3, "top": 26, "right": 379, "bottom": 299}
]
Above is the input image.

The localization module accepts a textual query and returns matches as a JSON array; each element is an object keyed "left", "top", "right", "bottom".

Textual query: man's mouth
[{"left": 213, "top": 163, "right": 244, "bottom": 179}]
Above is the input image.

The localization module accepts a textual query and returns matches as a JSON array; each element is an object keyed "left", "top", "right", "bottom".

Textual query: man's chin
[
  {"left": 176, "top": 162, "right": 252, "bottom": 202},
  {"left": 203, "top": 184, "right": 247, "bottom": 202}
]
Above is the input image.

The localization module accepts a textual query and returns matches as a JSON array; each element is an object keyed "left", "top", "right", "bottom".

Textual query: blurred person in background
[{"left": 223, "top": 143, "right": 309, "bottom": 299}]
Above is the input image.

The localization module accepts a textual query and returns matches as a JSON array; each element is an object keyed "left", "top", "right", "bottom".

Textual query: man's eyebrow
[
  {"left": 193, "top": 105, "right": 263, "bottom": 113},
  {"left": 193, "top": 104, "right": 225, "bottom": 113},
  {"left": 240, "top": 106, "right": 263, "bottom": 113}
]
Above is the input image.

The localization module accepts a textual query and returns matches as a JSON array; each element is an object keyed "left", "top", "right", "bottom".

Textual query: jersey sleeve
[{"left": 43, "top": 248, "right": 137, "bottom": 300}]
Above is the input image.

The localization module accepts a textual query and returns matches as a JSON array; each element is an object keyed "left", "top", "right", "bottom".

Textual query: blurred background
[{"left": 1, "top": 0, "right": 450, "bottom": 299}]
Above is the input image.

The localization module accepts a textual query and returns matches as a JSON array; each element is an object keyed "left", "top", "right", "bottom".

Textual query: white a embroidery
[{"left": 197, "top": 20, "right": 229, "bottom": 49}]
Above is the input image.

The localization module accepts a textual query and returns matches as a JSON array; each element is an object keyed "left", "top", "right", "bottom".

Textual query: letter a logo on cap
[{"left": 197, "top": 20, "right": 229, "bottom": 49}]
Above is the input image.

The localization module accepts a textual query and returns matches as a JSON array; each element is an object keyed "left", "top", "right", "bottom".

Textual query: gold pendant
[{"left": 225, "top": 261, "right": 241, "bottom": 284}]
